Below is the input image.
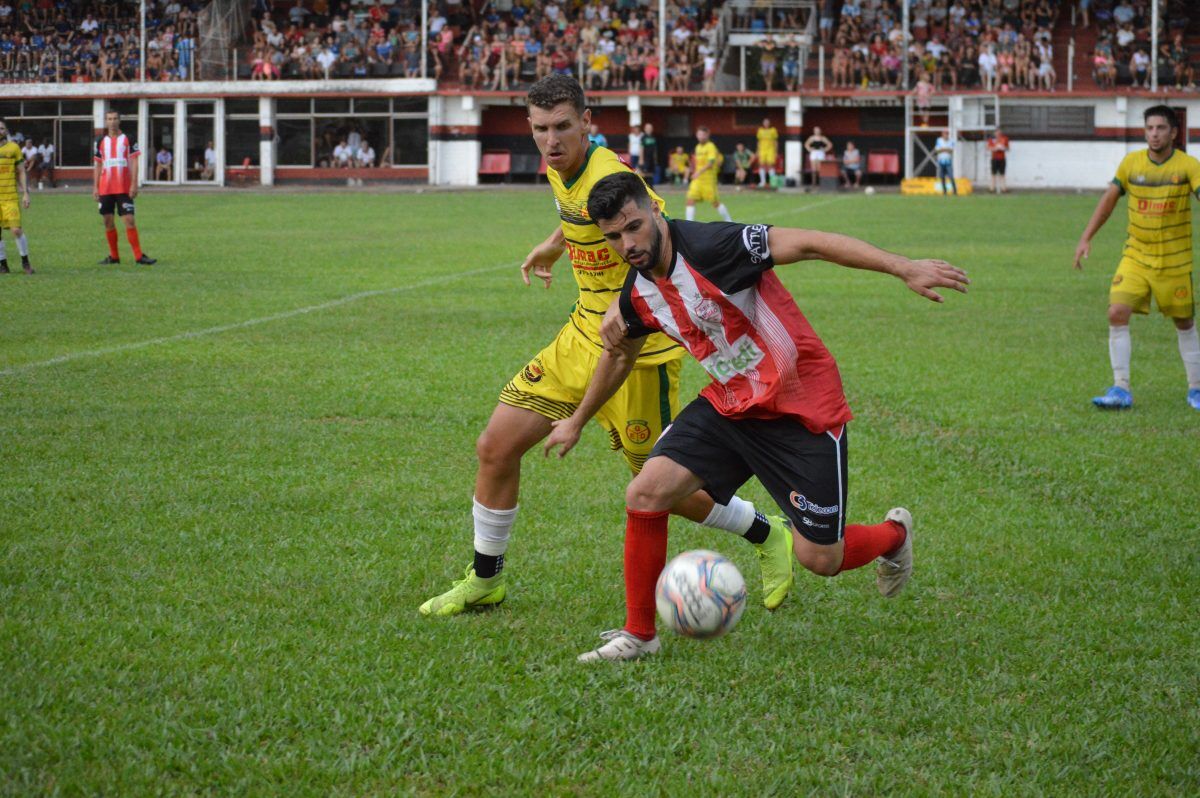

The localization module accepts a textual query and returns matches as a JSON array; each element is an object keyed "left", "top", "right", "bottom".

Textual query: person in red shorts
[{"left": 94, "top": 109, "right": 156, "bottom": 265}]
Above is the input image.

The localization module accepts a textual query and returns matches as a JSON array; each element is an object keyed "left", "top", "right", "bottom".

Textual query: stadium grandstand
[{"left": 0, "top": 0, "right": 1199, "bottom": 189}]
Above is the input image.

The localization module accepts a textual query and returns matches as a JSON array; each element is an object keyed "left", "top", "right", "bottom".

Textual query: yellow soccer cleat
[{"left": 418, "top": 566, "right": 506, "bottom": 617}]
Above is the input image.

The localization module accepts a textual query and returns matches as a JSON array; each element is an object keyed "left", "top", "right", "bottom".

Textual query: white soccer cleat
[
  {"left": 876, "top": 507, "right": 914, "bottom": 598},
  {"left": 577, "top": 629, "right": 662, "bottom": 663}
]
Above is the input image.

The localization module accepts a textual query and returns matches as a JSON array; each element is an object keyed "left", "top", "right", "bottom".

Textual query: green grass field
[{"left": 2, "top": 188, "right": 1198, "bottom": 796}]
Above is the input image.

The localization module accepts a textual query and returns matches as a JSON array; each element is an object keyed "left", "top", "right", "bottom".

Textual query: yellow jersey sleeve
[
  {"left": 1186, "top": 154, "right": 1200, "bottom": 195},
  {"left": 547, "top": 145, "right": 680, "bottom": 365},
  {"left": 1113, "top": 152, "right": 1133, "bottom": 194}
]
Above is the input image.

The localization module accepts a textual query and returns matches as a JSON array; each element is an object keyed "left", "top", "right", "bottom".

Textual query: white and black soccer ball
[{"left": 655, "top": 550, "right": 747, "bottom": 639}]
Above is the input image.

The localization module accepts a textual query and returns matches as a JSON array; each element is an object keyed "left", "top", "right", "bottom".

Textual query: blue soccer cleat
[
  {"left": 1092, "top": 386, "right": 1133, "bottom": 410},
  {"left": 1188, "top": 388, "right": 1200, "bottom": 411}
]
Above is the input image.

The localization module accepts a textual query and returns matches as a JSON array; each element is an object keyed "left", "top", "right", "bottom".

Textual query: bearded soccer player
[
  {"left": 1074, "top": 105, "right": 1200, "bottom": 411},
  {"left": 0, "top": 119, "right": 34, "bottom": 274},
  {"left": 685, "top": 126, "right": 731, "bottom": 222},
  {"left": 94, "top": 110, "right": 156, "bottom": 266},
  {"left": 544, "top": 171, "right": 969, "bottom": 661},
  {"left": 419, "top": 75, "right": 795, "bottom": 618}
]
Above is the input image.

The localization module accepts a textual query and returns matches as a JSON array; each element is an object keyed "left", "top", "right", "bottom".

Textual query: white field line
[
  {"left": 2, "top": 195, "right": 857, "bottom": 378},
  {"left": 0, "top": 262, "right": 514, "bottom": 377}
]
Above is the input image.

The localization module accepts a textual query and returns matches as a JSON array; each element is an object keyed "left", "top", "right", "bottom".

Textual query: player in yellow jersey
[
  {"left": 419, "top": 76, "right": 795, "bottom": 629},
  {"left": 755, "top": 117, "right": 779, "bottom": 188},
  {"left": 1074, "top": 105, "right": 1200, "bottom": 411},
  {"left": 0, "top": 119, "right": 34, "bottom": 274},
  {"left": 685, "top": 126, "right": 732, "bottom": 222}
]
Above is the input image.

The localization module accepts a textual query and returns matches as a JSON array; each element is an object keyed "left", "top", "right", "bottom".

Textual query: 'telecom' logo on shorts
[{"left": 789, "top": 492, "right": 839, "bottom": 516}]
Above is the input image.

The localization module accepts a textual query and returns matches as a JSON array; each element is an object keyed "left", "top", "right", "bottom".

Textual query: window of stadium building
[
  {"left": 275, "top": 97, "right": 428, "bottom": 168},
  {"left": 0, "top": 101, "right": 94, "bottom": 167}
]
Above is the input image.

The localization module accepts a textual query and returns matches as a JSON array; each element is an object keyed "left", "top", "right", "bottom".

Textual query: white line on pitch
[
  {"left": 0, "top": 262, "right": 514, "bottom": 377},
  {"left": 758, "top": 194, "right": 852, "bottom": 220}
]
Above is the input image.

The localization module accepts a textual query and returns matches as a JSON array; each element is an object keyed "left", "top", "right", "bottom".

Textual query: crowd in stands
[
  {"left": 814, "top": 0, "right": 1066, "bottom": 91},
  {"left": 0, "top": 0, "right": 200, "bottom": 83},
  {"left": 1088, "top": 0, "right": 1192, "bottom": 89},
  {"left": 242, "top": 1, "right": 724, "bottom": 90}
]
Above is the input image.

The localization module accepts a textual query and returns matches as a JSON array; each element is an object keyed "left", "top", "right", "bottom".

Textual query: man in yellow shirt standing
[
  {"left": 0, "top": 119, "right": 33, "bottom": 274},
  {"left": 755, "top": 117, "right": 778, "bottom": 188},
  {"left": 1074, "top": 105, "right": 1200, "bottom": 411},
  {"left": 685, "top": 126, "right": 732, "bottom": 222}
]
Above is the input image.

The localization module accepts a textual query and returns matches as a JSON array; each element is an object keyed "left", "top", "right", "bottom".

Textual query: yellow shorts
[
  {"left": 686, "top": 180, "right": 719, "bottom": 205},
  {"left": 0, "top": 199, "right": 20, "bottom": 229},
  {"left": 758, "top": 148, "right": 777, "bottom": 169},
  {"left": 499, "top": 324, "right": 682, "bottom": 473},
  {"left": 1110, "top": 258, "right": 1194, "bottom": 319}
]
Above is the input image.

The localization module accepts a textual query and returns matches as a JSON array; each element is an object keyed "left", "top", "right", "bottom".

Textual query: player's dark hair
[
  {"left": 526, "top": 74, "right": 586, "bottom": 116},
  {"left": 587, "top": 172, "right": 651, "bottom": 223},
  {"left": 1144, "top": 105, "right": 1178, "bottom": 129}
]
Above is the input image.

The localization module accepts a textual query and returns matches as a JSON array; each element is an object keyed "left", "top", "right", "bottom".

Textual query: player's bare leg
[{"left": 0, "top": 230, "right": 7, "bottom": 273}]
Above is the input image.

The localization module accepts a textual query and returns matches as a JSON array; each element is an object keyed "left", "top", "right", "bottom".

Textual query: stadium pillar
[
  {"left": 1150, "top": 0, "right": 1159, "bottom": 92},
  {"left": 628, "top": 95, "right": 641, "bottom": 128},
  {"left": 259, "top": 96, "right": 275, "bottom": 187},
  {"left": 785, "top": 96, "right": 803, "bottom": 183},
  {"left": 429, "top": 95, "right": 482, "bottom": 186}
]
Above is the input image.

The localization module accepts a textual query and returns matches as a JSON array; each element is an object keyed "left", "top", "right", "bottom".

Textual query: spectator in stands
[
  {"left": 155, "top": 146, "right": 172, "bottom": 181},
  {"left": 732, "top": 142, "right": 753, "bottom": 188},
  {"left": 978, "top": 44, "right": 998, "bottom": 90},
  {"left": 588, "top": 123, "right": 607, "bottom": 149},
  {"left": 804, "top": 126, "right": 833, "bottom": 190},
  {"left": 332, "top": 137, "right": 352, "bottom": 169},
  {"left": 356, "top": 139, "right": 376, "bottom": 168},
  {"left": 1093, "top": 43, "right": 1117, "bottom": 88},
  {"left": 640, "top": 122, "right": 659, "bottom": 184},
  {"left": 841, "top": 140, "right": 863, "bottom": 188},
  {"left": 201, "top": 141, "right": 216, "bottom": 181},
  {"left": 1169, "top": 33, "right": 1194, "bottom": 89},
  {"left": 912, "top": 71, "right": 934, "bottom": 126},
  {"left": 758, "top": 34, "right": 777, "bottom": 91},
  {"left": 35, "top": 137, "right": 53, "bottom": 187},
  {"left": 667, "top": 145, "right": 689, "bottom": 185},
  {"left": 21, "top": 139, "right": 37, "bottom": 177},
  {"left": 1130, "top": 46, "right": 1150, "bottom": 88}
]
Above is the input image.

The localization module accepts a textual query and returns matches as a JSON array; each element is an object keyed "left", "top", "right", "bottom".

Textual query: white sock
[
  {"left": 1178, "top": 325, "right": 1200, "bottom": 389},
  {"left": 717, "top": 203, "right": 732, "bottom": 222},
  {"left": 16, "top": 233, "right": 28, "bottom": 257},
  {"left": 1109, "top": 325, "right": 1132, "bottom": 390},
  {"left": 0, "top": 240, "right": 6, "bottom": 261},
  {"left": 685, "top": 205, "right": 696, "bottom": 221},
  {"left": 701, "top": 495, "right": 756, "bottom": 535},
  {"left": 472, "top": 497, "right": 517, "bottom": 557},
  {"left": 758, "top": 169, "right": 766, "bottom": 185}
]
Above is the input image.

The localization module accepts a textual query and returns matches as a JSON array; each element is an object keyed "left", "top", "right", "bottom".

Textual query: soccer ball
[
  {"left": 655, "top": 550, "right": 747, "bottom": 639},
  {"left": 864, "top": 186, "right": 876, "bottom": 195}
]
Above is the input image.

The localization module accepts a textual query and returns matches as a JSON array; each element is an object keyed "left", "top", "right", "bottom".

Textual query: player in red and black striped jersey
[
  {"left": 545, "top": 171, "right": 970, "bottom": 661},
  {"left": 93, "top": 110, "right": 155, "bottom": 265}
]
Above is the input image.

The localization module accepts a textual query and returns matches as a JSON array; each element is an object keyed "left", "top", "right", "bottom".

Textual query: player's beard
[{"left": 630, "top": 223, "right": 664, "bottom": 276}]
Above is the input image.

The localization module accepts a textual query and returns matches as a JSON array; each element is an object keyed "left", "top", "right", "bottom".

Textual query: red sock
[
  {"left": 105, "top": 229, "right": 119, "bottom": 259},
  {"left": 125, "top": 228, "right": 143, "bottom": 260},
  {"left": 623, "top": 508, "right": 669, "bottom": 640},
  {"left": 838, "top": 521, "right": 906, "bottom": 572}
]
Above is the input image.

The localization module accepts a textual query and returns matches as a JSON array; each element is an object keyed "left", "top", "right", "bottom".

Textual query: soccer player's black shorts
[
  {"left": 990, "top": 159, "right": 1006, "bottom": 176},
  {"left": 98, "top": 194, "right": 135, "bottom": 216},
  {"left": 651, "top": 396, "right": 848, "bottom": 545}
]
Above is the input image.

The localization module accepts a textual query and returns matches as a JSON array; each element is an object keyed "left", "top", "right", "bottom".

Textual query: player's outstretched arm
[
  {"left": 521, "top": 225, "right": 566, "bottom": 289},
  {"left": 768, "top": 227, "right": 970, "bottom": 303},
  {"left": 1074, "top": 183, "right": 1122, "bottom": 270},
  {"left": 544, "top": 305, "right": 646, "bottom": 459}
]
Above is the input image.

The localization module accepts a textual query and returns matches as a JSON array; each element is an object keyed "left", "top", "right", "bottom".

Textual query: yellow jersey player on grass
[
  {"left": 0, "top": 119, "right": 34, "bottom": 274},
  {"left": 419, "top": 75, "right": 795, "bottom": 628},
  {"left": 756, "top": 117, "right": 779, "bottom": 187},
  {"left": 1074, "top": 104, "right": 1200, "bottom": 411},
  {"left": 685, "top": 126, "right": 732, "bottom": 222}
]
